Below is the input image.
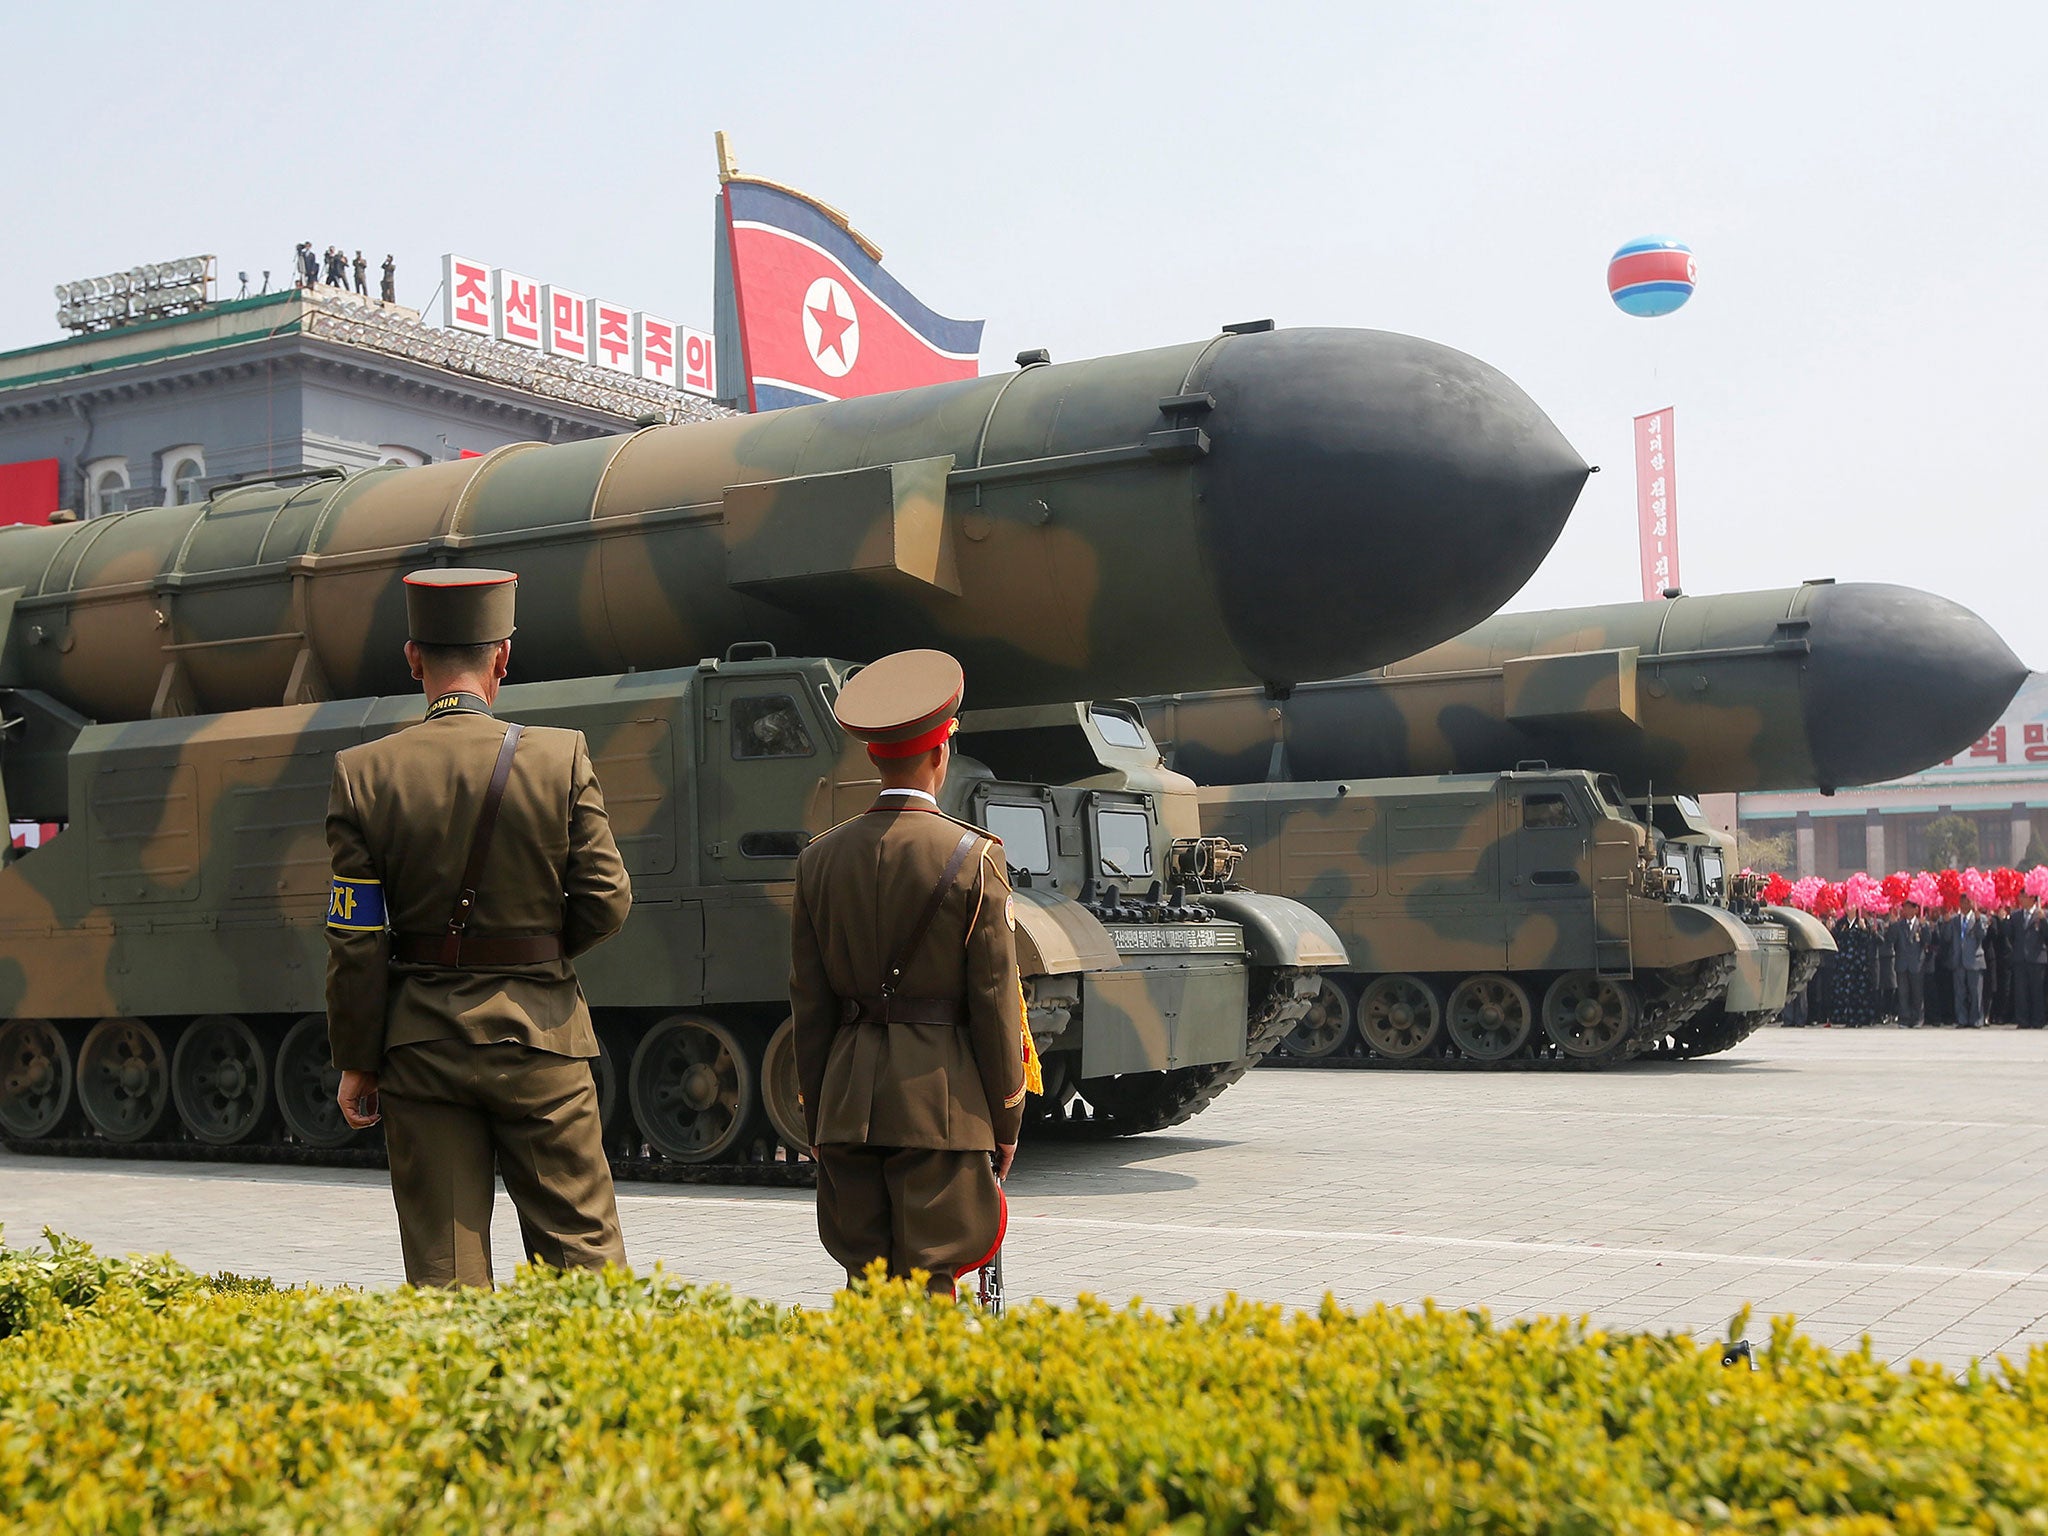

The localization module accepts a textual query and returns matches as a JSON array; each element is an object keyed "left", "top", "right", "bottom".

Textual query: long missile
[
  {"left": 0, "top": 327, "right": 1587, "bottom": 727},
  {"left": 1142, "top": 582, "right": 2028, "bottom": 795}
]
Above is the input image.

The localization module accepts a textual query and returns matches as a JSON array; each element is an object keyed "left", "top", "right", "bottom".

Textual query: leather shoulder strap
[
  {"left": 449, "top": 722, "right": 523, "bottom": 938},
  {"left": 881, "top": 828, "right": 979, "bottom": 998}
]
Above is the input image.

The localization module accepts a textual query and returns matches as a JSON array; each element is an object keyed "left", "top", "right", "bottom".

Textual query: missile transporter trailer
[
  {"left": 0, "top": 660, "right": 1343, "bottom": 1167},
  {"left": 1199, "top": 767, "right": 1824, "bottom": 1068}
]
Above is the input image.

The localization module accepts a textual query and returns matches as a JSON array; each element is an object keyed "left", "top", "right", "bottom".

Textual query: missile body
[
  {"left": 0, "top": 327, "right": 1586, "bottom": 730},
  {"left": 1144, "top": 583, "right": 2027, "bottom": 796}
]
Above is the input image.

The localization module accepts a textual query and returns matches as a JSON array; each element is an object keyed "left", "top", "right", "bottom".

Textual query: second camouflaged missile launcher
[
  {"left": 1142, "top": 580, "right": 2020, "bottom": 1061},
  {"left": 1201, "top": 769, "right": 1791, "bottom": 1067},
  {"left": 0, "top": 661, "right": 1344, "bottom": 1162}
]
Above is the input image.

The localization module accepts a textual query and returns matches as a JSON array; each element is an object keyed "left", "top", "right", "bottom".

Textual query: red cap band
[{"left": 865, "top": 717, "right": 959, "bottom": 759}]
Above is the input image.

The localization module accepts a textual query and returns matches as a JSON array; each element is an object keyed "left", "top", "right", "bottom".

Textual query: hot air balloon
[{"left": 1608, "top": 236, "right": 1696, "bottom": 317}]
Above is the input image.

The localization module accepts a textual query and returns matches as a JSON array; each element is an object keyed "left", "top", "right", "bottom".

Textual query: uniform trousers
[
  {"left": 2018, "top": 963, "right": 2047, "bottom": 1029},
  {"left": 815, "top": 1143, "right": 1000, "bottom": 1295},
  {"left": 1953, "top": 970, "right": 1986, "bottom": 1028},
  {"left": 1897, "top": 970, "right": 1925, "bottom": 1027},
  {"left": 379, "top": 1037, "right": 625, "bottom": 1288}
]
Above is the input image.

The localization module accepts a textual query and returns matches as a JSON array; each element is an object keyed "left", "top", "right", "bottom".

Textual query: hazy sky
[{"left": 8, "top": 2, "right": 2041, "bottom": 666}]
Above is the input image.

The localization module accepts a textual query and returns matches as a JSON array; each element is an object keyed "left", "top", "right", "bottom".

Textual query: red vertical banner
[{"left": 1634, "top": 408, "right": 1680, "bottom": 600}]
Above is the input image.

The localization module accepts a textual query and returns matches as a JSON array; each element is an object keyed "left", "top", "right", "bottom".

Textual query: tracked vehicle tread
[
  {"left": 1264, "top": 957, "right": 1735, "bottom": 1071},
  {"left": 1038, "top": 968, "right": 1317, "bottom": 1136}
]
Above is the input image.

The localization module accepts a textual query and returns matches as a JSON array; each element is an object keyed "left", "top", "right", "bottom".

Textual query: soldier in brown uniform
[
  {"left": 325, "top": 568, "right": 633, "bottom": 1288},
  {"left": 789, "top": 649, "right": 1029, "bottom": 1295}
]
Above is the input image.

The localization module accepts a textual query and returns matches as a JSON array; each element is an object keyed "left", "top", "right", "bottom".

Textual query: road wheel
[
  {"left": 1445, "top": 975, "right": 1534, "bottom": 1063},
  {"left": 1542, "top": 971, "right": 1640, "bottom": 1061},
  {"left": 76, "top": 1017, "right": 173, "bottom": 1143},
  {"left": 171, "top": 1015, "right": 276, "bottom": 1146},
  {"left": 1357, "top": 974, "right": 1443, "bottom": 1058},
  {"left": 275, "top": 1014, "right": 355, "bottom": 1149},
  {"left": 0, "top": 1018, "right": 77, "bottom": 1140},
  {"left": 630, "top": 1015, "right": 763, "bottom": 1163},
  {"left": 761, "top": 1016, "right": 808, "bottom": 1150},
  {"left": 1280, "top": 977, "right": 1356, "bottom": 1059}
]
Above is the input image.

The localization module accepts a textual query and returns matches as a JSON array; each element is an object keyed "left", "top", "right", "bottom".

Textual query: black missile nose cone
[
  {"left": 1804, "top": 583, "right": 2029, "bottom": 790},
  {"left": 1194, "top": 328, "right": 1588, "bottom": 688}
]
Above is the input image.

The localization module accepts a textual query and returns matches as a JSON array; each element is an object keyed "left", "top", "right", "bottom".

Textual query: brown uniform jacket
[
  {"left": 325, "top": 709, "right": 632, "bottom": 1073},
  {"left": 790, "top": 800, "right": 1027, "bottom": 1152}
]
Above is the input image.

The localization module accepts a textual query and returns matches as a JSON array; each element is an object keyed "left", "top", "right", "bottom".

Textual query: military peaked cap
[
  {"left": 404, "top": 568, "right": 518, "bottom": 646},
  {"left": 835, "top": 649, "right": 965, "bottom": 757}
]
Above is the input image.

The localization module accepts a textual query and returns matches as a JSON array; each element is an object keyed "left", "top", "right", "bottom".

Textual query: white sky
[{"left": 7, "top": 2, "right": 2040, "bottom": 666}]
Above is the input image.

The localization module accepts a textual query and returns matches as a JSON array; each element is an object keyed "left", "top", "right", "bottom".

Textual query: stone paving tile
[{"left": 5, "top": 1027, "right": 2048, "bottom": 1366}]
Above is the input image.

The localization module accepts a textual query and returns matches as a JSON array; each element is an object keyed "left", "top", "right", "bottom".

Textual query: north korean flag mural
[{"left": 715, "top": 178, "right": 982, "bottom": 413}]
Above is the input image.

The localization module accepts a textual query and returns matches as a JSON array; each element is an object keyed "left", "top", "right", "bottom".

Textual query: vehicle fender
[
  {"left": 1761, "top": 905, "right": 1837, "bottom": 954},
  {"left": 1010, "top": 887, "right": 1121, "bottom": 977},
  {"left": 1201, "top": 890, "right": 1348, "bottom": 968},
  {"left": 1631, "top": 900, "right": 1758, "bottom": 969}
]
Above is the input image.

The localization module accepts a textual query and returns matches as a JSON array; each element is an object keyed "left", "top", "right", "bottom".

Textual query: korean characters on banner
[
  {"left": 497, "top": 271, "right": 542, "bottom": 349},
  {"left": 542, "top": 284, "right": 591, "bottom": 364},
  {"left": 680, "top": 325, "right": 715, "bottom": 396},
  {"left": 442, "top": 255, "right": 492, "bottom": 335},
  {"left": 592, "top": 300, "right": 634, "bottom": 374},
  {"left": 439, "top": 255, "right": 716, "bottom": 398},
  {"left": 629, "top": 316, "right": 718, "bottom": 394},
  {"left": 1634, "top": 407, "right": 1681, "bottom": 602}
]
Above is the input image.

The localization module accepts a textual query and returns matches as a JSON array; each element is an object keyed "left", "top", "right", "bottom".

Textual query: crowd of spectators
[{"left": 1773, "top": 866, "right": 2048, "bottom": 1028}]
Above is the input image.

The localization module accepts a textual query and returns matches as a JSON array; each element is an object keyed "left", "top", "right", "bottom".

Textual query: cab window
[
  {"left": 983, "top": 803, "right": 1052, "bottom": 875},
  {"left": 1523, "top": 792, "right": 1576, "bottom": 829},
  {"left": 1662, "top": 854, "right": 1695, "bottom": 898},
  {"left": 731, "top": 695, "right": 815, "bottom": 759},
  {"left": 1700, "top": 851, "right": 1726, "bottom": 898},
  {"left": 1096, "top": 808, "right": 1154, "bottom": 879},
  {"left": 1090, "top": 706, "right": 1149, "bottom": 750}
]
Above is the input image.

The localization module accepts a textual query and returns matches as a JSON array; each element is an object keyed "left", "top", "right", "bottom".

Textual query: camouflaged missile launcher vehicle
[
  {"left": 0, "top": 660, "right": 1343, "bottom": 1164},
  {"left": 1142, "top": 580, "right": 2024, "bottom": 1065},
  {"left": 1199, "top": 768, "right": 1796, "bottom": 1068},
  {"left": 0, "top": 324, "right": 1586, "bottom": 1160}
]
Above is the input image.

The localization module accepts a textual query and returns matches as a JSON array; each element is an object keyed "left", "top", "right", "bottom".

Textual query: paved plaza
[{"left": 5, "top": 1027, "right": 2046, "bottom": 1367}]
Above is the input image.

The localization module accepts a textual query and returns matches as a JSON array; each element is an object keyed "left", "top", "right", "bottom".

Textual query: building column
[
  {"left": 1794, "top": 811, "right": 1816, "bottom": 880},
  {"left": 1866, "top": 809, "right": 1886, "bottom": 876},
  {"left": 2016, "top": 804, "right": 2034, "bottom": 867}
]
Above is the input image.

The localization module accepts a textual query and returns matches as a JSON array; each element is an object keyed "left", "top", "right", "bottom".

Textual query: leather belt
[
  {"left": 392, "top": 932, "right": 564, "bottom": 967},
  {"left": 840, "top": 995, "right": 965, "bottom": 1026}
]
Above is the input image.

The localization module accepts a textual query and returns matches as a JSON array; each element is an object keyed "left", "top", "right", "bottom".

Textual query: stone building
[{"left": 0, "top": 287, "right": 730, "bottom": 522}]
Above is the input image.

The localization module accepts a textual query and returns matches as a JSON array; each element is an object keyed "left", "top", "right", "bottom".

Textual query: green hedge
[
  {"left": 2, "top": 1237, "right": 2045, "bottom": 1533},
  {"left": 0, "top": 1227, "right": 272, "bottom": 1341}
]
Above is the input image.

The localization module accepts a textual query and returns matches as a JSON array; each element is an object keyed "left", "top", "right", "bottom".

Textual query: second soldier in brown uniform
[
  {"left": 325, "top": 568, "right": 632, "bottom": 1287},
  {"left": 789, "top": 649, "right": 1029, "bottom": 1295}
]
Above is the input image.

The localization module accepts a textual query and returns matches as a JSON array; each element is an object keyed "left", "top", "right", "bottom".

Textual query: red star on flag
[{"left": 808, "top": 288, "right": 855, "bottom": 364}]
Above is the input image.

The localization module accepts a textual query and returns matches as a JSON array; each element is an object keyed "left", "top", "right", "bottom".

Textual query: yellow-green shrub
[
  {"left": 0, "top": 1227, "right": 271, "bottom": 1340},
  {"left": 1, "top": 1238, "right": 2045, "bottom": 1533}
]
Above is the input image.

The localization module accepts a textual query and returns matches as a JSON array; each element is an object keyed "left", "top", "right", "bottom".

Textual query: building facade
[
  {"left": 1739, "top": 671, "right": 2048, "bottom": 877},
  {"left": 0, "top": 288, "right": 731, "bottom": 522}
]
